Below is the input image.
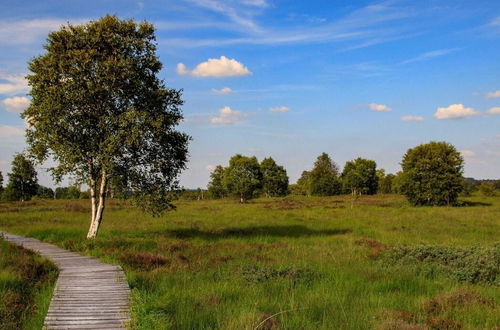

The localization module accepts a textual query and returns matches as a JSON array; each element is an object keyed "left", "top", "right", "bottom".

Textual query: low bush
[{"left": 381, "top": 244, "right": 499, "bottom": 285}]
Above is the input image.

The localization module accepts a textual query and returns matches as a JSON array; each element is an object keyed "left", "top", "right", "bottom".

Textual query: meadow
[
  {"left": 0, "top": 234, "right": 58, "bottom": 329},
  {"left": 0, "top": 194, "right": 499, "bottom": 329}
]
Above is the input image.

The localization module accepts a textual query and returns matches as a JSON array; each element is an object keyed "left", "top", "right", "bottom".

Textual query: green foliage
[
  {"left": 376, "top": 169, "right": 395, "bottom": 194},
  {"left": 391, "top": 171, "right": 405, "bottom": 194},
  {"left": 5, "top": 154, "right": 38, "bottom": 202},
  {"left": 23, "top": 15, "right": 189, "bottom": 218},
  {"left": 240, "top": 265, "right": 317, "bottom": 286},
  {"left": 223, "top": 155, "right": 262, "bottom": 202},
  {"left": 380, "top": 174, "right": 395, "bottom": 194},
  {"left": 288, "top": 183, "right": 307, "bottom": 196},
  {"left": 54, "top": 186, "right": 82, "bottom": 199},
  {"left": 36, "top": 185, "right": 54, "bottom": 199},
  {"left": 478, "top": 182, "right": 496, "bottom": 197},
  {"left": 382, "top": 244, "right": 500, "bottom": 285},
  {"left": 207, "top": 165, "right": 226, "bottom": 199},
  {"left": 341, "top": 157, "right": 378, "bottom": 195},
  {"left": 0, "top": 171, "right": 3, "bottom": 192},
  {"left": 0, "top": 238, "right": 58, "bottom": 329},
  {"left": 260, "top": 157, "right": 289, "bottom": 197},
  {"left": 297, "top": 153, "right": 342, "bottom": 196},
  {"left": 401, "top": 141, "right": 464, "bottom": 206}
]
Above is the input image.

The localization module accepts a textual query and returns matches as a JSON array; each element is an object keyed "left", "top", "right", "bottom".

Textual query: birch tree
[{"left": 23, "top": 15, "right": 190, "bottom": 238}]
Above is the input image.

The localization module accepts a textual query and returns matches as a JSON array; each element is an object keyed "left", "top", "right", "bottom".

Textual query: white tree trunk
[{"left": 86, "top": 171, "right": 107, "bottom": 239}]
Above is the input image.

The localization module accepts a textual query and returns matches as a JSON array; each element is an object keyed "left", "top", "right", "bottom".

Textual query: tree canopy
[
  {"left": 297, "top": 153, "right": 341, "bottom": 196},
  {"left": 401, "top": 141, "right": 463, "bottom": 206},
  {"left": 223, "top": 155, "right": 263, "bottom": 203},
  {"left": 207, "top": 165, "right": 226, "bottom": 199},
  {"left": 260, "top": 157, "right": 289, "bottom": 197},
  {"left": 23, "top": 15, "right": 190, "bottom": 238},
  {"left": 4, "top": 154, "right": 38, "bottom": 201},
  {"left": 341, "top": 157, "right": 378, "bottom": 195}
]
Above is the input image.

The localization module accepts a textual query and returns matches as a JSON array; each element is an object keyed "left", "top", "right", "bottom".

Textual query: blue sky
[{"left": 0, "top": 0, "right": 499, "bottom": 188}]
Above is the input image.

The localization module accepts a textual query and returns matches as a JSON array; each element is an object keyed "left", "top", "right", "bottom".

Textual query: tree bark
[{"left": 86, "top": 170, "right": 107, "bottom": 239}]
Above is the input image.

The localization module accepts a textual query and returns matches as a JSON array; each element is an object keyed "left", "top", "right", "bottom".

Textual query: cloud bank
[
  {"left": 177, "top": 56, "right": 251, "bottom": 77},
  {"left": 1, "top": 96, "right": 30, "bottom": 113},
  {"left": 368, "top": 103, "right": 392, "bottom": 112},
  {"left": 401, "top": 115, "right": 424, "bottom": 122},
  {"left": 434, "top": 104, "right": 479, "bottom": 120},
  {"left": 269, "top": 106, "right": 289, "bottom": 113},
  {"left": 486, "top": 90, "right": 500, "bottom": 99},
  {"left": 211, "top": 87, "right": 232, "bottom": 94},
  {"left": 486, "top": 106, "right": 500, "bottom": 115},
  {"left": 210, "top": 106, "right": 249, "bottom": 124}
]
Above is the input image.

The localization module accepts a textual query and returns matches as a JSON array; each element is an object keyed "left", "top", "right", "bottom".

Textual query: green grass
[
  {"left": 0, "top": 194, "right": 499, "bottom": 329},
  {"left": 0, "top": 236, "right": 58, "bottom": 330}
]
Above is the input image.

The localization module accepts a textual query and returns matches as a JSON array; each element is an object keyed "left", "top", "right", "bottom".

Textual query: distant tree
[
  {"left": 223, "top": 155, "right": 263, "bottom": 203},
  {"left": 260, "top": 157, "right": 289, "bottom": 197},
  {"left": 377, "top": 169, "right": 395, "bottom": 194},
  {"left": 478, "top": 182, "right": 496, "bottom": 197},
  {"left": 23, "top": 16, "right": 190, "bottom": 238},
  {"left": 288, "top": 183, "right": 305, "bottom": 196},
  {"left": 341, "top": 158, "right": 378, "bottom": 195},
  {"left": 0, "top": 171, "right": 3, "bottom": 194},
  {"left": 67, "top": 186, "right": 82, "bottom": 199},
  {"left": 36, "top": 185, "right": 54, "bottom": 199},
  {"left": 298, "top": 153, "right": 341, "bottom": 196},
  {"left": 5, "top": 154, "right": 38, "bottom": 201},
  {"left": 401, "top": 141, "right": 463, "bottom": 206},
  {"left": 392, "top": 171, "right": 405, "bottom": 194},
  {"left": 207, "top": 165, "right": 227, "bottom": 199},
  {"left": 296, "top": 171, "right": 312, "bottom": 195}
]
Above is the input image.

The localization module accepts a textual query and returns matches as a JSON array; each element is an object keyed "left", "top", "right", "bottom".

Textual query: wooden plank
[{"left": 1, "top": 231, "right": 130, "bottom": 329}]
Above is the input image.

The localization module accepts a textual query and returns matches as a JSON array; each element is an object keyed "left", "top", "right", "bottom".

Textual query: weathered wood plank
[{"left": 1, "top": 231, "right": 130, "bottom": 329}]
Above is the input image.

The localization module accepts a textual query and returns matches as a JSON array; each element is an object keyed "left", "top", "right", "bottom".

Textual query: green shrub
[{"left": 381, "top": 244, "right": 499, "bottom": 285}]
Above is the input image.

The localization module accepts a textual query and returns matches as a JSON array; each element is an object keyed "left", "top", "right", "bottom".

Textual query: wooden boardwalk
[{"left": 1, "top": 232, "right": 130, "bottom": 329}]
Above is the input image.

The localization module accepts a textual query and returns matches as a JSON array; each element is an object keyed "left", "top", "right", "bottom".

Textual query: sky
[{"left": 0, "top": 0, "right": 499, "bottom": 189}]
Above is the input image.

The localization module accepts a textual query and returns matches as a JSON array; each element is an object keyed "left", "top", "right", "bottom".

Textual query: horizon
[{"left": 1, "top": 1, "right": 499, "bottom": 189}]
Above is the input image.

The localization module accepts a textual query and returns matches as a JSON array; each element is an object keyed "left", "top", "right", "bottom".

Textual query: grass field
[
  {"left": 0, "top": 235, "right": 58, "bottom": 329},
  {"left": 0, "top": 194, "right": 499, "bottom": 329}
]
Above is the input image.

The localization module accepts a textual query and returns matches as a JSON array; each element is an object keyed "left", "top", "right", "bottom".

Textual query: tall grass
[
  {"left": 0, "top": 237, "right": 58, "bottom": 329},
  {"left": 0, "top": 194, "right": 498, "bottom": 329}
]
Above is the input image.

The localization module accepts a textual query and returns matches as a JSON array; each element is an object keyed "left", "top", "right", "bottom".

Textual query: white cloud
[
  {"left": 177, "top": 56, "right": 251, "bottom": 77},
  {"left": 368, "top": 103, "right": 392, "bottom": 112},
  {"left": 269, "top": 106, "right": 289, "bottom": 113},
  {"left": 490, "top": 16, "right": 500, "bottom": 27},
  {"left": 401, "top": 48, "right": 459, "bottom": 64},
  {"left": 211, "top": 87, "right": 232, "bottom": 94},
  {"left": 401, "top": 115, "right": 424, "bottom": 122},
  {"left": 186, "top": 0, "right": 262, "bottom": 32},
  {"left": 241, "top": 0, "right": 269, "bottom": 7},
  {"left": 486, "top": 106, "right": 500, "bottom": 115},
  {"left": 486, "top": 90, "right": 500, "bottom": 98},
  {"left": 205, "top": 164, "right": 215, "bottom": 171},
  {"left": 0, "top": 19, "right": 72, "bottom": 45},
  {"left": 460, "top": 150, "right": 475, "bottom": 157},
  {"left": 0, "top": 125, "right": 24, "bottom": 137},
  {"left": 0, "top": 72, "right": 29, "bottom": 95},
  {"left": 210, "top": 106, "right": 249, "bottom": 125},
  {"left": 434, "top": 104, "right": 479, "bottom": 120},
  {"left": 1, "top": 96, "right": 30, "bottom": 113}
]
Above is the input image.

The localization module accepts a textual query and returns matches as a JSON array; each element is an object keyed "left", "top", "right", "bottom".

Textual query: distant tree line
[
  {"left": 207, "top": 155, "right": 288, "bottom": 203},
  {"left": 207, "top": 142, "right": 498, "bottom": 206},
  {"left": 0, "top": 153, "right": 119, "bottom": 201},
  {"left": 2, "top": 141, "right": 499, "bottom": 205}
]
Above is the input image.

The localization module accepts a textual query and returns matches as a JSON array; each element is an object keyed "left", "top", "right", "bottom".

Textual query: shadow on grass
[
  {"left": 162, "top": 225, "right": 351, "bottom": 240},
  {"left": 457, "top": 200, "right": 492, "bottom": 207}
]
